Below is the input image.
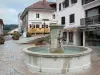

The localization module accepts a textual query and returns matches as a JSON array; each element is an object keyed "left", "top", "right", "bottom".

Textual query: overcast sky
[{"left": 0, "top": 0, "right": 56, "bottom": 24}]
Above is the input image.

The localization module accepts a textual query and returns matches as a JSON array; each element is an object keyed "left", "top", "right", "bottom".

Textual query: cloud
[
  {"left": 0, "top": 0, "right": 56, "bottom": 24},
  {"left": 0, "top": 8, "right": 19, "bottom": 24}
]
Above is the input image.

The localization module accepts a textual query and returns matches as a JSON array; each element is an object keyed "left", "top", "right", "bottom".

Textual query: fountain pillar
[{"left": 49, "top": 23, "right": 64, "bottom": 53}]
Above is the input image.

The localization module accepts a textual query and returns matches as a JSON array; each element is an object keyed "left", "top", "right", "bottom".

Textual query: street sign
[{"left": 42, "top": 19, "right": 49, "bottom": 21}]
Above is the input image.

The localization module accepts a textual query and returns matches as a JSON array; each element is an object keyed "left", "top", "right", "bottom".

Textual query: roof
[
  {"left": 0, "top": 19, "right": 4, "bottom": 25},
  {"left": 27, "top": 1, "right": 56, "bottom": 10},
  {"left": 21, "top": 1, "right": 56, "bottom": 19}
]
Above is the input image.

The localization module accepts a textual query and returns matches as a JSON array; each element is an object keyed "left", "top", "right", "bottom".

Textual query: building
[
  {"left": 18, "top": 12, "right": 22, "bottom": 33},
  {"left": 20, "top": 0, "right": 57, "bottom": 37},
  {"left": 56, "top": 0, "right": 100, "bottom": 46},
  {"left": 0, "top": 19, "right": 4, "bottom": 35}
]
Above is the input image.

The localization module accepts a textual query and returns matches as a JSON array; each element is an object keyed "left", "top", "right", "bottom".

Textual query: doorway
[{"left": 80, "top": 32, "right": 83, "bottom": 46}]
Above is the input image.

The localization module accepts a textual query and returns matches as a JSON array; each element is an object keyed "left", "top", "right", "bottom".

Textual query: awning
[
  {"left": 64, "top": 26, "right": 80, "bottom": 32},
  {"left": 63, "top": 25, "right": 100, "bottom": 32}
]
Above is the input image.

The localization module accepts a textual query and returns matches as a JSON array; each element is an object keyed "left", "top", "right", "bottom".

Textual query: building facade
[
  {"left": 56, "top": 0, "right": 100, "bottom": 46},
  {"left": 20, "top": 0, "right": 57, "bottom": 37},
  {"left": 0, "top": 19, "right": 4, "bottom": 35},
  {"left": 18, "top": 12, "right": 22, "bottom": 33}
]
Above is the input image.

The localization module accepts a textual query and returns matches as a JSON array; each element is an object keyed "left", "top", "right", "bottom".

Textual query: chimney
[{"left": 43, "top": 0, "right": 46, "bottom": 7}]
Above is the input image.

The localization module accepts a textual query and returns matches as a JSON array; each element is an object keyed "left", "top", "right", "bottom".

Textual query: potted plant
[
  {"left": 0, "top": 36, "right": 5, "bottom": 44},
  {"left": 12, "top": 31, "right": 20, "bottom": 40}
]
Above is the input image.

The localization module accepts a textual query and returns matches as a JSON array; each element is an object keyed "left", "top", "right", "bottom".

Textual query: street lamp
[{"left": 42, "top": 19, "right": 49, "bottom": 36}]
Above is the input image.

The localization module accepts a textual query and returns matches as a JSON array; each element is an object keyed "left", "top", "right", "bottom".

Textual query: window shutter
[
  {"left": 65, "top": 0, "right": 69, "bottom": 8},
  {"left": 61, "top": 17, "right": 65, "bottom": 25},
  {"left": 70, "top": 14, "right": 75, "bottom": 23},
  {"left": 59, "top": 3, "right": 61, "bottom": 11},
  {"left": 71, "top": 0, "right": 77, "bottom": 4}
]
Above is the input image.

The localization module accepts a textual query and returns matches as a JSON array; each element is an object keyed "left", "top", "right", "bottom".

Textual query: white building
[
  {"left": 18, "top": 12, "right": 22, "bottom": 33},
  {"left": 20, "top": 0, "right": 57, "bottom": 37},
  {"left": 56, "top": 0, "right": 100, "bottom": 46}
]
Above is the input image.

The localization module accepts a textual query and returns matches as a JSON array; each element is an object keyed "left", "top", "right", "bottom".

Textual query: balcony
[
  {"left": 82, "top": 0, "right": 95, "bottom": 5},
  {"left": 82, "top": 0, "right": 100, "bottom": 10},
  {"left": 80, "top": 15, "right": 100, "bottom": 26}
]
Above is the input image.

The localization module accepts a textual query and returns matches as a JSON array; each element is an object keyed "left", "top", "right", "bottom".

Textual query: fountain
[{"left": 23, "top": 24, "right": 92, "bottom": 74}]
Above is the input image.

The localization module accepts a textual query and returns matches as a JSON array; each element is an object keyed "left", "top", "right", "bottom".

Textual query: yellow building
[{"left": 28, "top": 25, "right": 50, "bottom": 34}]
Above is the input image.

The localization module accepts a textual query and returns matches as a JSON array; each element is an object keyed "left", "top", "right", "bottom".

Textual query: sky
[{"left": 0, "top": 0, "right": 56, "bottom": 24}]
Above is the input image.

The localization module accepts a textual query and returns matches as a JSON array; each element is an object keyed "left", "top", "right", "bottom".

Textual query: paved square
[{"left": 0, "top": 40, "right": 100, "bottom": 75}]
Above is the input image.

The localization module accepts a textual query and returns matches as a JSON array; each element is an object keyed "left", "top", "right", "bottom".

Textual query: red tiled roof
[
  {"left": 21, "top": 1, "right": 56, "bottom": 19},
  {"left": 0, "top": 19, "right": 4, "bottom": 25},
  {"left": 27, "top": 1, "right": 56, "bottom": 10}
]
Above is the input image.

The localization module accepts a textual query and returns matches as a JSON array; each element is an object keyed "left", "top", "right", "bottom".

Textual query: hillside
[{"left": 4, "top": 24, "right": 18, "bottom": 33}]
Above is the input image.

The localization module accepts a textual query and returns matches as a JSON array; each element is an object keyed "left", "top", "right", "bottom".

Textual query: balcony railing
[
  {"left": 82, "top": 0, "right": 95, "bottom": 5},
  {"left": 80, "top": 15, "right": 100, "bottom": 26}
]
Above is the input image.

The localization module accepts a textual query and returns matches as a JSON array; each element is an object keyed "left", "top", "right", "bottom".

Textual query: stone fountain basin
[{"left": 23, "top": 46, "right": 92, "bottom": 74}]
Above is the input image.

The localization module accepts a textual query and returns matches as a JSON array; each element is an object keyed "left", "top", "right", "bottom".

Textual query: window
[
  {"left": 36, "top": 14, "right": 39, "bottom": 18},
  {"left": 31, "top": 24, "right": 35, "bottom": 28},
  {"left": 61, "top": 16, "right": 65, "bottom": 25},
  {"left": 82, "top": 0, "right": 94, "bottom": 5},
  {"left": 63, "top": 32, "right": 67, "bottom": 41},
  {"left": 36, "top": 24, "right": 39, "bottom": 28},
  {"left": 85, "top": 31, "right": 100, "bottom": 46},
  {"left": 42, "top": 25, "right": 44, "bottom": 28},
  {"left": 69, "top": 14, "right": 75, "bottom": 23},
  {"left": 52, "top": 14, "right": 55, "bottom": 19},
  {"left": 62, "top": 1, "right": 65, "bottom": 8},
  {"left": 65, "top": 0, "right": 69, "bottom": 8},
  {"left": 46, "top": 25, "right": 48, "bottom": 28},
  {"left": 33, "top": 25, "right": 35, "bottom": 28},
  {"left": 30, "top": 24, "right": 32, "bottom": 28},
  {"left": 69, "top": 32, "right": 73, "bottom": 42},
  {"left": 59, "top": 3, "right": 61, "bottom": 11},
  {"left": 71, "top": 0, "right": 77, "bottom": 4}
]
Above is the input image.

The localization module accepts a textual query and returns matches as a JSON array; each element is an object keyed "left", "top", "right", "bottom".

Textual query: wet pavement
[
  {"left": 0, "top": 40, "right": 35, "bottom": 75},
  {"left": 4, "top": 35, "right": 12, "bottom": 41},
  {"left": 0, "top": 39, "right": 100, "bottom": 75}
]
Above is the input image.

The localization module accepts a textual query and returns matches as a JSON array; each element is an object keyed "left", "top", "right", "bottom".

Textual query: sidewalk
[{"left": 14, "top": 35, "right": 49, "bottom": 44}]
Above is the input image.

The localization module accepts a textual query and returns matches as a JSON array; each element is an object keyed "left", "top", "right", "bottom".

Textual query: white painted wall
[
  {"left": 56, "top": 0, "right": 100, "bottom": 46},
  {"left": 56, "top": 0, "right": 85, "bottom": 28},
  {"left": 56, "top": 0, "right": 100, "bottom": 28},
  {"left": 28, "top": 10, "right": 57, "bottom": 28}
]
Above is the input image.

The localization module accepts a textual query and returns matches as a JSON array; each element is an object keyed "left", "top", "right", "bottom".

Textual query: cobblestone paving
[
  {"left": 0, "top": 40, "right": 33, "bottom": 75},
  {"left": 0, "top": 40, "right": 100, "bottom": 75}
]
